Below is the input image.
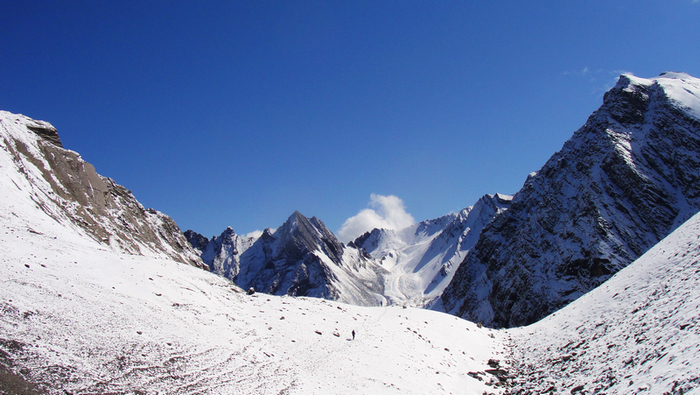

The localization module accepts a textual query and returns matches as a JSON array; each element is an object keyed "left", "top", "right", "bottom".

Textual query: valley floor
[
  {"left": 0, "top": 216, "right": 507, "bottom": 394},
  {"left": 2, "top": 186, "right": 700, "bottom": 394}
]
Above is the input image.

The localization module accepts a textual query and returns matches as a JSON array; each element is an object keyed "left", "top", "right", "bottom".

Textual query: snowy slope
[
  {"left": 353, "top": 194, "right": 511, "bottom": 308},
  {"left": 0, "top": 111, "right": 204, "bottom": 268},
  {"left": 507, "top": 210, "right": 700, "bottom": 394},
  {"left": 0, "top": 211, "right": 506, "bottom": 394},
  {"left": 441, "top": 72, "right": 700, "bottom": 328}
]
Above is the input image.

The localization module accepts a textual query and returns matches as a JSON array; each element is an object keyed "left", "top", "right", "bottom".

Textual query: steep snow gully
[{"left": 1, "top": 72, "right": 700, "bottom": 394}]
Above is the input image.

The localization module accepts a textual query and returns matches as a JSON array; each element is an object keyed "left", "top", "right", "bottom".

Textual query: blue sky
[{"left": 2, "top": 1, "right": 699, "bottom": 241}]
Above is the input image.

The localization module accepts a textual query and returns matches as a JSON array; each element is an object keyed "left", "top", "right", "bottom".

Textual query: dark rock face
[
  {"left": 0, "top": 111, "right": 205, "bottom": 269},
  {"left": 27, "top": 122, "right": 63, "bottom": 148},
  {"left": 184, "top": 230, "right": 209, "bottom": 253},
  {"left": 440, "top": 73, "right": 700, "bottom": 328},
  {"left": 241, "top": 212, "right": 341, "bottom": 297}
]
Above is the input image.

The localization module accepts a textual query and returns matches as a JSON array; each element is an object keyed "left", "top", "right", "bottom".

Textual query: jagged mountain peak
[
  {"left": 280, "top": 210, "right": 318, "bottom": 235},
  {"left": 192, "top": 210, "right": 385, "bottom": 305},
  {"left": 274, "top": 210, "right": 345, "bottom": 265},
  {"left": 607, "top": 72, "right": 700, "bottom": 122},
  {"left": 440, "top": 72, "right": 700, "bottom": 328},
  {"left": 184, "top": 229, "right": 209, "bottom": 253}
]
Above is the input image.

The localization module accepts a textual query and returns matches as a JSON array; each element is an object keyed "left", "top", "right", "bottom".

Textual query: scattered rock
[{"left": 467, "top": 371, "right": 484, "bottom": 381}]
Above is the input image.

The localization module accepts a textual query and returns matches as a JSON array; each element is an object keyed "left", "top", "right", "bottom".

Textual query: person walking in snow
[{"left": 352, "top": 330, "right": 355, "bottom": 340}]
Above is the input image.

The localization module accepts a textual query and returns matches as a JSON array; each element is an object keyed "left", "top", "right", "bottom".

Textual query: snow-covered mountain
[
  {"left": 0, "top": 111, "right": 204, "bottom": 268},
  {"left": 440, "top": 72, "right": 700, "bottom": 328},
  {"left": 192, "top": 194, "right": 511, "bottom": 308},
  {"left": 4, "top": 166, "right": 699, "bottom": 393},
  {"left": 190, "top": 211, "right": 388, "bottom": 306},
  {"left": 351, "top": 193, "right": 512, "bottom": 307},
  {"left": 3, "top": 74, "right": 700, "bottom": 393},
  {"left": 185, "top": 227, "right": 256, "bottom": 279}
]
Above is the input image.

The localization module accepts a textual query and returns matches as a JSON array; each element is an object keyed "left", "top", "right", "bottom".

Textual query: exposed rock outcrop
[{"left": 0, "top": 111, "right": 205, "bottom": 268}]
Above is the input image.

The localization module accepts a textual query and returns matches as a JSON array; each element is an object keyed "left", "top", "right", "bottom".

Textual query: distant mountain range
[
  {"left": 186, "top": 193, "right": 512, "bottom": 308},
  {"left": 187, "top": 72, "right": 700, "bottom": 329}
]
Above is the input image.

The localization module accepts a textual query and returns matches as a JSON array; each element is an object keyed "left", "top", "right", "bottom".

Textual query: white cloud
[
  {"left": 337, "top": 194, "right": 415, "bottom": 243},
  {"left": 245, "top": 230, "right": 263, "bottom": 239}
]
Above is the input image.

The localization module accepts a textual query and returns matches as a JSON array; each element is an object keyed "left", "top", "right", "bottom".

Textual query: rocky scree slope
[
  {"left": 440, "top": 72, "right": 700, "bottom": 328},
  {"left": 188, "top": 211, "right": 388, "bottom": 306},
  {"left": 506, "top": 209, "right": 700, "bottom": 394},
  {"left": 0, "top": 111, "right": 204, "bottom": 268}
]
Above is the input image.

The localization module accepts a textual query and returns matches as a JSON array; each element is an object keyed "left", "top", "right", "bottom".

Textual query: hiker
[{"left": 352, "top": 330, "right": 356, "bottom": 340}]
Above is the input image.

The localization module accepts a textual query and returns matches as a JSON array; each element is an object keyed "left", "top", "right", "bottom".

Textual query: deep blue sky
[{"left": 2, "top": 1, "right": 699, "bottom": 240}]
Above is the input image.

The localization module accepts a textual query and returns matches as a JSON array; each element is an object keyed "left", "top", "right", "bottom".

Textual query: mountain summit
[{"left": 440, "top": 72, "right": 700, "bottom": 327}]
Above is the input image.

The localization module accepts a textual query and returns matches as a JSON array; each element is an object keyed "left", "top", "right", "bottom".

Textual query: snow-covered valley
[
  {"left": 2, "top": 72, "right": 700, "bottom": 394},
  {"left": 4, "top": 194, "right": 700, "bottom": 394}
]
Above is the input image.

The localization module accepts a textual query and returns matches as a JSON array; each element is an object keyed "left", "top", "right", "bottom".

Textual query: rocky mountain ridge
[
  {"left": 0, "top": 111, "right": 205, "bottom": 268},
  {"left": 440, "top": 72, "right": 700, "bottom": 328}
]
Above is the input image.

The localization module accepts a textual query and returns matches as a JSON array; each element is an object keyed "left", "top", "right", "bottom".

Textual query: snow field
[{"left": 0, "top": 214, "right": 506, "bottom": 394}]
